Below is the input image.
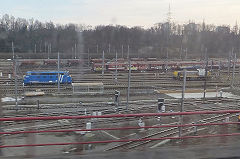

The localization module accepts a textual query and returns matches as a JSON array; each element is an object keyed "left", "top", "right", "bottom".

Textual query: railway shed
[{"left": 72, "top": 82, "right": 104, "bottom": 94}]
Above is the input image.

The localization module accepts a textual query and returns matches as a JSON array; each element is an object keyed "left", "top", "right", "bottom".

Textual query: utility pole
[
  {"left": 74, "top": 43, "right": 77, "bottom": 59},
  {"left": 166, "top": 48, "right": 169, "bottom": 73},
  {"left": 47, "top": 44, "right": 50, "bottom": 59},
  {"left": 12, "top": 41, "right": 15, "bottom": 60},
  {"left": 126, "top": 45, "right": 131, "bottom": 110},
  {"left": 228, "top": 51, "right": 231, "bottom": 79},
  {"left": 108, "top": 43, "right": 111, "bottom": 54},
  {"left": 231, "top": 53, "right": 236, "bottom": 88},
  {"left": 181, "top": 29, "right": 184, "bottom": 61},
  {"left": 115, "top": 52, "right": 118, "bottom": 83},
  {"left": 12, "top": 42, "right": 18, "bottom": 110},
  {"left": 180, "top": 45, "right": 182, "bottom": 60},
  {"left": 50, "top": 43, "right": 52, "bottom": 56},
  {"left": 102, "top": 51, "right": 105, "bottom": 83},
  {"left": 34, "top": 44, "right": 37, "bottom": 53},
  {"left": 97, "top": 44, "right": 99, "bottom": 54},
  {"left": 88, "top": 48, "right": 90, "bottom": 68},
  {"left": 201, "top": 44, "right": 204, "bottom": 60},
  {"left": 203, "top": 48, "right": 208, "bottom": 100},
  {"left": 218, "top": 60, "right": 221, "bottom": 77},
  {"left": 45, "top": 42, "right": 47, "bottom": 53},
  {"left": 71, "top": 47, "right": 74, "bottom": 59},
  {"left": 179, "top": 69, "right": 186, "bottom": 137},
  {"left": 40, "top": 41, "right": 42, "bottom": 52},
  {"left": 211, "top": 60, "right": 213, "bottom": 71},
  {"left": 57, "top": 52, "right": 60, "bottom": 93},
  {"left": 185, "top": 48, "right": 188, "bottom": 59},
  {"left": 14, "top": 59, "right": 18, "bottom": 110},
  {"left": 121, "top": 45, "right": 124, "bottom": 58}
]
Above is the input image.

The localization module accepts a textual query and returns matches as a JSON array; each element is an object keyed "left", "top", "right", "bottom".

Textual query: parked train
[
  {"left": 17, "top": 58, "right": 240, "bottom": 73},
  {"left": 173, "top": 69, "right": 210, "bottom": 80},
  {"left": 91, "top": 58, "right": 238, "bottom": 72},
  {"left": 23, "top": 71, "right": 72, "bottom": 85},
  {"left": 92, "top": 61, "right": 205, "bottom": 72},
  {"left": 19, "top": 59, "right": 83, "bottom": 67}
]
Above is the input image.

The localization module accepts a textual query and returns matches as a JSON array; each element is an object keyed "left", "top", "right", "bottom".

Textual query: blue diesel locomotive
[{"left": 23, "top": 71, "right": 72, "bottom": 85}]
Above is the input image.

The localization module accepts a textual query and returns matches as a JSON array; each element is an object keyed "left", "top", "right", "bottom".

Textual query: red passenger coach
[
  {"left": 67, "top": 59, "right": 83, "bottom": 66},
  {"left": 131, "top": 58, "right": 144, "bottom": 61},
  {"left": 107, "top": 63, "right": 126, "bottom": 71},
  {"left": 148, "top": 61, "right": 165, "bottom": 70},
  {"left": 167, "top": 62, "right": 179, "bottom": 70},
  {"left": 147, "top": 58, "right": 157, "bottom": 61},
  {"left": 137, "top": 61, "right": 148, "bottom": 71},
  {"left": 91, "top": 58, "right": 103, "bottom": 63},
  {"left": 44, "top": 59, "right": 58, "bottom": 66},
  {"left": 19, "top": 60, "right": 42, "bottom": 67},
  {"left": 90, "top": 58, "right": 109, "bottom": 64}
]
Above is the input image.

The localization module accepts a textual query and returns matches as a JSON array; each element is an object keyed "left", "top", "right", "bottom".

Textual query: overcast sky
[{"left": 0, "top": 0, "right": 239, "bottom": 28}]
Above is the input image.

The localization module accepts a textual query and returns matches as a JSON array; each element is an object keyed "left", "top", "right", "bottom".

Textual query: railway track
[
  {"left": 0, "top": 81, "right": 229, "bottom": 95},
  {"left": 2, "top": 97, "right": 237, "bottom": 111},
  {"left": 2, "top": 97, "right": 240, "bottom": 133},
  {"left": 0, "top": 60, "right": 238, "bottom": 149},
  {"left": 3, "top": 97, "right": 240, "bottom": 114},
  {"left": 104, "top": 111, "right": 238, "bottom": 151}
]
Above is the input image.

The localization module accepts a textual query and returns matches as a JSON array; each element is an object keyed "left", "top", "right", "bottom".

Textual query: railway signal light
[
  {"left": 36, "top": 100, "right": 40, "bottom": 109},
  {"left": 158, "top": 98, "right": 165, "bottom": 112},
  {"left": 86, "top": 122, "right": 92, "bottom": 133},
  {"left": 138, "top": 118, "right": 145, "bottom": 131},
  {"left": 115, "top": 90, "right": 120, "bottom": 108}
]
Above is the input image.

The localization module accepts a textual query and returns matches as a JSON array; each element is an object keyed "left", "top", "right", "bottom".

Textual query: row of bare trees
[
  {"left": 0, "top": 14, "right": 79, "bottom": 54},
  {"left": 0, "top": 14, "right": 240, "bottom": 58},
  {"left": 83, "top": 22, "right": 240, "bottom": 58}
]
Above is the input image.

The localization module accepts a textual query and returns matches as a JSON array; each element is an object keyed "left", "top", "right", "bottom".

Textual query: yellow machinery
[
  {"left": 173, "top": 69, "right": 210, "bottom": 80},
  {"left": 238, "top": 115, "right": 240, "bottom": 129}
]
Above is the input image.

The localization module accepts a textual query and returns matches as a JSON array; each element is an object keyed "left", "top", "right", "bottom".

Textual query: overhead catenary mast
[
  {"left": 179, "top": 69, "right": 186, "bottom": 137},
  {"left": 57, "top": 52, "right": 60, "bottom": 93},
  {"left": 115, "top": 51, "right": 118, "bottom": 83},
  {"left": 108, "top": 44, "right": 111, "bottom": 53},
  {"left": 102, "top": 51, "right": 105, "bottom": 83},
  {"left": 75, "top": 43, "right": 77, "bottom": 59},
  {"left": 231, "top": 53, "right": 236, "bottom": 88},
  {"left": 167, "top": 3, "right": 172, "bottom": 24},
  {"left": 12, "top": 41, "right": 15, "bottom": 60},
  {"left": 126, "top": 45, "right": 131, "bottom": 110},
  {"left": 34, "top": 44, "right": 37, "bottom": 53},
  {"left": 12, "top": 42, "right": 18, "bottom": 110},
  {"left": 97, "top": 44, "right": 99, "bottom": 54},
  {"left": 121, "top": 45, "right": 124, "bottom": 58},
  {"left": 48, "top": 44, "right": 50, "bottom": 59},
  {"left": 88, "top": 48, "right": 90, "bottom": 68},
  {"left": 166, "top": 3, "right": 172, "bottom": 72},
  {"left": 44, "top": 42, "right": 47, "bottom": 54},
  {"left": 49, "top": 43, "right": 52, "bottom": 57},
  {"left": 203, "top": 48, "right": 208, "bottom": 100}
]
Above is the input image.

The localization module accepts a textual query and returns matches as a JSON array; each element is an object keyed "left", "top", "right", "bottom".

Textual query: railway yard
[{"left": 0, "top": 58, "right": 240, "bottom": 157}]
